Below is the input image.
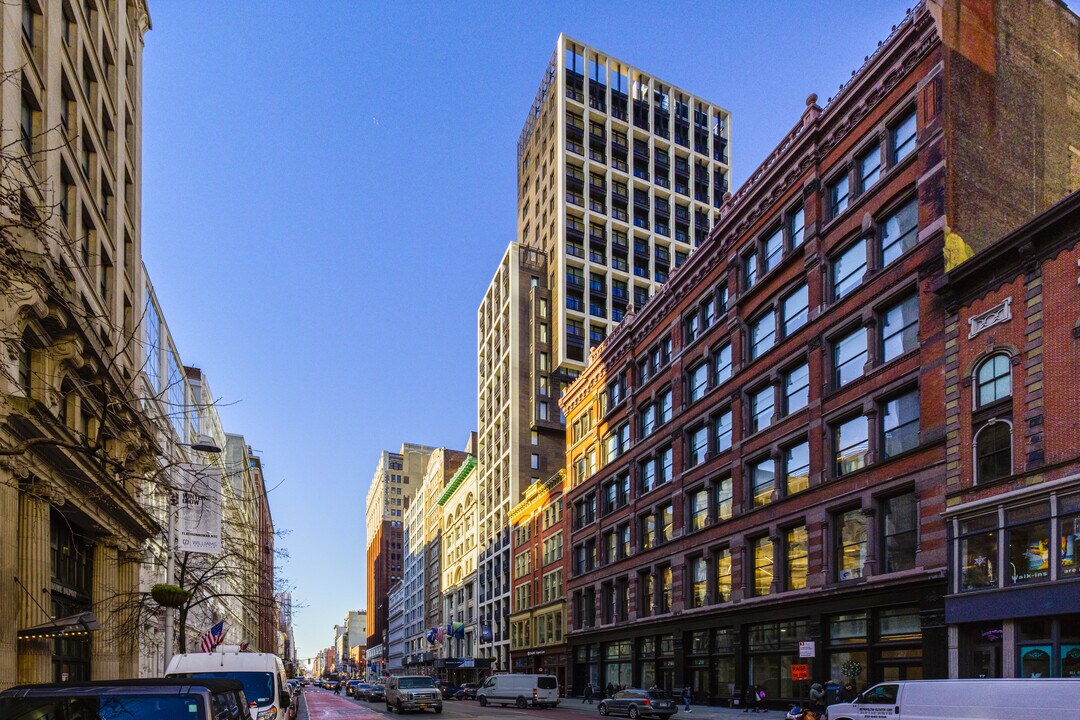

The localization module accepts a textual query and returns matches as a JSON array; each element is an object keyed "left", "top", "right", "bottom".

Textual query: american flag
[{"left": 201, "top": 621, "right": 226, "bottom": 652}]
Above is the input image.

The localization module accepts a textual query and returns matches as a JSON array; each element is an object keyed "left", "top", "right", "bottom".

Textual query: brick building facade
[
  {"left": 936, "top": 189, "right": 1080, "bottom": 679},
  {"left": 509, "top": 472, "right": 567, "bottom": 689},
  {"left": 558, "top": 0, "right": 1079, "bottom": 706}
]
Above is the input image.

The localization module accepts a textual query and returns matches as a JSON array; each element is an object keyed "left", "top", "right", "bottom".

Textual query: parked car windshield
[
  {"left": 399, "top": 678, "right": 436, "bottom": 689},
  {"left": 0, "top": 695, "right": 206, "bottom": 720},
  {"left": 177, "top": 672, "right": 275, "bottom": 705}
]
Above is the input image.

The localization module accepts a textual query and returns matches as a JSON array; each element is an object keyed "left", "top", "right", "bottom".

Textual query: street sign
[
  {"left": 791, "top": 664, "right": 809, "bottom": 681},
  {"left": 799, "top": 641, "right": 815, "bottom": 658}
]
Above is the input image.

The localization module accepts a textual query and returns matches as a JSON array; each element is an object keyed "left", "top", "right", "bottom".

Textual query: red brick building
[
  {"left": 936, "top": 189, "right": 1080, "bottom": 679},
  {"left": 509, "top": 472, "right": 567, "bottom": 689},
  {"left": 558, "top": 0, "right": 1079, "bottom": 706}
]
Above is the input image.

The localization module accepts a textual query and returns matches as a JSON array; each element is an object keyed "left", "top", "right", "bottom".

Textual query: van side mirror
[{"left": 280, "top": 692, "right": 291, "bottom": 709}]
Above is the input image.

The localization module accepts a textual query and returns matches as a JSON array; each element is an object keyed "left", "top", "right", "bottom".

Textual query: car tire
[
  {"left": 517, "top": 697, "right": 528, "bottom": 709},
  {"left": 435, "top": 706, "right": 443, "bottom": 715},
  {"left": 396, "top": 701, "right": 405, "bottom": 714},
  {"left": 629, "top": 706, "right": 640, "bottom": 719},
  {"left": 479, "top": 696, "right": 488, "bottom": 707},
  {"left": 599, "top": 703, "right": 609, "bottom": 716},
  {"left": 387, "top": 701, "right": 393, "bottom": 713}
]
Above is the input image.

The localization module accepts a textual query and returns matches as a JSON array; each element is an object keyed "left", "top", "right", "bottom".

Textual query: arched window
[
  {"left": 976, "top": 353, "right": 1011, "bottom": 408},
  {"left": 975, "top": 421, "right": 1012, "bottom": 484}
]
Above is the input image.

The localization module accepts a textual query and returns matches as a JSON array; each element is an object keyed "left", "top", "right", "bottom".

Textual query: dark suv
[{"left": 0, "top": 678, "right": 248, "bottom": 720}]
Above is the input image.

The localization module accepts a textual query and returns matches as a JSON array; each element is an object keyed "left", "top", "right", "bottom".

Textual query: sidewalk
[{"left": 565, "top": 699, "right": 787, "bottom": 718}]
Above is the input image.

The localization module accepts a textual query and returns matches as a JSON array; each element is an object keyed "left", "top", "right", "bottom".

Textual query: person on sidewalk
[
  {"left": 742, "top": 684, "right": 759, "bottom": 713},
  {"left": 681, "top": 685, "right": 692, "bottom": 713},
  {"left": 606, "top": 682, "right": 615, "bottom": 699},
  {"left": 584, "top": 683, "right": 594, "bottom": 704},
  {"left": 808, "top": 682, "right": 825, "bottom": 712}
]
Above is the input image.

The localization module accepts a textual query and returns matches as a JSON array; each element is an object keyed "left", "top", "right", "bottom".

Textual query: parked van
[
  {"left": 166, "top": 644, "right": 291, "bottom": 720},
  {"left": 477, "top": 673, "right": 559, "bottom": 708},
  {"left": 0, "top": 677, "right": 247, "bottom": 720},
  {"left": 826, "top": 679, "right": 1080, "bottom": 720}
]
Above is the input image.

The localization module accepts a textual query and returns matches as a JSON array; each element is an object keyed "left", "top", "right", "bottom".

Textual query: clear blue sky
[{"left": 139, "top": 0, "right": 1025, "bottom": 664}]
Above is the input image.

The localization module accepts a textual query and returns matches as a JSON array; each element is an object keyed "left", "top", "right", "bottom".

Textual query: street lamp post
[{"left": 162, "top": 435, "right": 222, "bottom": 669}]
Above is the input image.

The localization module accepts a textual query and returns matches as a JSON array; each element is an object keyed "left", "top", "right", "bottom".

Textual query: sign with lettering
[
  {"left": 799, "top": 641, "right": 815, "bottom": 658},
  {"left": 791, "top": 664, "right": 809, "bottom": 681},
  {"left": 177, "top": 463, "right": 223, "bottom": 555}
]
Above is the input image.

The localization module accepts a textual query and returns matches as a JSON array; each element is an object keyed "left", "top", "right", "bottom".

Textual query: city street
[{"left": 298, "top": 688, "right": 786, "bottom": 720}]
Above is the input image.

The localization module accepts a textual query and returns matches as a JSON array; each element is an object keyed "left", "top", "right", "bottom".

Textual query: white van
[
  {"left": 477, "top": 673, "right": 559, "bottom": 708},
  {"left": 166, "top": 644, "right": 292, "bottom": 720},
  {"left": 826, "top": 679, "right": 1080, "bottom": 720}
]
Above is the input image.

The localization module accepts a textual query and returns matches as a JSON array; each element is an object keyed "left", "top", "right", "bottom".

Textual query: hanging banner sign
[{"left": 177, "top": 462, "right": 223, "bottom": 555}]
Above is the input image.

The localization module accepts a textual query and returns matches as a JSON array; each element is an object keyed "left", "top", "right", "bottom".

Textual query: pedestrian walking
[
  {"left": 742, "top": 684, "right": 761, "bottom": 713},
  {"left": 606, "top": 682, "right": 615, "bottom": 699},
  {"left": 682, "top": 685, "right": 693, "bottom": 713},
  {"left": 584, "top": 682, "right": 594, "bottom": 704},
  {"left": 840, "top": 682, "right": 857, "bottom": 703},
  {"left": 808, "top": 682, "right": 825, "bottom": 712}
]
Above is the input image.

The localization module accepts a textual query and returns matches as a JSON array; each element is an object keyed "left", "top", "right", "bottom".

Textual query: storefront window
[
  {"left": 836, "top": 510, "right": 866, "bottom": 581},
  {"left": 1059, "top": 493, "right": 1080, "bottom": 577},
  {"left": 747, "top": 621, "right": 810, "bottom": 700},
  {"left": 878, "top": 608, "right": 921, "bottom": 641},
  {"left": 1019, "top": 645, "right": 1052, "bottom": 678},
  {"left": 959, "top": 514, "right": 997, "bottom": 591},
  {"left": 829, "top": 613, "right": 868, "bottom": 645},
  {"left": 690, "top": 631, "right": 709, "bottom": 654},
  {"left": 1006, "top": 503, "right": 1050, "bottom": 585},
  {"left": 827, "top": 651, "right": 867, "bottom": 690}
]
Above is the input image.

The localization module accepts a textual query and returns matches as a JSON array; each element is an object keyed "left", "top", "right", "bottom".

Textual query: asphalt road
[{"left": 300, "top": 687, "right": 600, "bottom": 720}]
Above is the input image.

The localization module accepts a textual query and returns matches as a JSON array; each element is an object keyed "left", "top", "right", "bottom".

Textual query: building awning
[{"left": 18, "top": 612, "right": 100, "bottom": 640}]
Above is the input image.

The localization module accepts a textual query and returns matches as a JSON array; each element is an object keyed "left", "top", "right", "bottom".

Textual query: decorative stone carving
[{"left": 967, "top": 297, "right": 1012, "bottom": 339}]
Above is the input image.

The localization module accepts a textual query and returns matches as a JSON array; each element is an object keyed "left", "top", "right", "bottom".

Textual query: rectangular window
[
  {"left": 715, "top": 547, "right": 732, "bottom": 602},
  {"left": 833, "top": 239, "right": 867, "bottom": 299},
  {"left": 750, "top": 311, "right": 776, "bottom": 359},
  {"left": 1060, "top": 493, "right": 1080, "bottom": 578},
  {"left": 1006, "top": 503, "right": 1050, "bottom": 585},
  {"left": 790, "top": 205, "right": 805, "bottom": 247},
  {"left": 715, "top": 476, "right": 733, "bottom": 521},
  {"left": 891, "top": 109, "right": 917, "bottom": 163},
  {"left": 752, "top": 537, "right": 774, "bottom": 596},
  {"left": 835, "top": 415, "right": 869, "bottom": 476},
  {"left": 834, "top": 326, "right": 867, "bottom": 387},
  {"left": 689, "top": 556, "right": 707, "bottom": 608},
  {"left": 685, "top": 313, "right": 700, "bottom": 343},
  {"left": 659, "top": 504, "right": 673, "bottom": 544},
  {"left": 689, "top": 489, "right": 708, "bottom": 531},
  {"left": 782, "top": 284, "right": 809, "bottom": 336},
  {"left": 640, "top": 573, "right": 655, "bottom": 616},
  {"left": 829, "top": 174, "right": 850, "bottom": 217},
  {"left": 659, "top": 446, "right": 673, "bottom": 484},
  {"left": 784, "top": 363, "right": 809, "bottom": 414},
  {"left": 750, "top": 386, "right": 774, "bottom": 433},
  {"left": 641, "top": 514, "right": 656, "bottom": 551},
  {"left": 713, "top": 343, "right": 733, "bottom": 385},
  {"left": 784, "top": 441, "right": 810, "bottom": 495},
  {"left": 763, "top": 227, "right": 783, "bottom": 272},
  {"left": 881, "top": 198, "right": 918, "bottom": 266},
  {"left": 640, "top": 403, "right": 657, "bottom": 437},
  {"left": 882, "top": 492, "right": 918, "bottom": 573},
  {"left": 959, "top": 514, "right": 998, "bottom": 591},
  {"left": 688, "top": 425, "right": 708, "bottom": 467},
  {"left": 882, "top": 389, "right": 920, "bottom": 458},
  {"left": 858, "top": 143, "right": 881, "bottom": 190},
  {"left": 658, "top": 389, "right": 672, "bottom": 425},
  {"left": 750, "top": 457, "right": 775, "bottom": 508},
  {"left": 639, "top": 456, "right": 657, "bottom": 494},
  {"left": 688, "top": 362, "right": 709, "bottom": 402},
  {"left": 714, "top": 408, "right": 733, "bottom": 453},
  {"left": 881, "top": 293, "right": 919, "bottom": 363},
  {"left": 837, "top": 509, "right": 868, "bottom": 581},
  {"left": 744, "top": 253, "right": 758, "bottom": 289},
  {"left": 786, "top": 525, "right": 808, "bottom": 590},
  {"left": 659, "top": 566, "right": 673, "bottom": 613}
]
